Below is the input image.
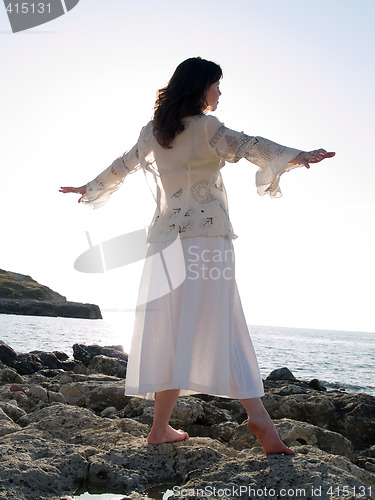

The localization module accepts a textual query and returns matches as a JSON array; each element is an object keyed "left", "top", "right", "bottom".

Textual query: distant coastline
[{"left": 0, "top": 269, "right": 102, "bottom": 320}]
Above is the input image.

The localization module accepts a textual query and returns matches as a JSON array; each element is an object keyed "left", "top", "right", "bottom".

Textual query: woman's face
[{"left": 204, "top": 80, "right": 221, "bottom": 112}]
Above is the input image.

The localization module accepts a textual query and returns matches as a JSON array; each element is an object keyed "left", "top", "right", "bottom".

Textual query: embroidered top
[{"left": 81, "top": 115, "right": 302, "bottom": 242}]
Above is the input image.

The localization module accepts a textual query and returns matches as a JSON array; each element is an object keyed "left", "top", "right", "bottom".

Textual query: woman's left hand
[{"left": 293, "top": 149, "right": 336, "bottom": 169}]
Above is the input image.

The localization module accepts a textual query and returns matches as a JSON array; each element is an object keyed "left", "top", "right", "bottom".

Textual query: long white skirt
[{"left": 125, "top": 236, "right": 264, "bottom": 400}]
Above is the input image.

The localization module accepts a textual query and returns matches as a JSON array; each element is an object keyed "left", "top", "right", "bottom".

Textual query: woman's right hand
[
  {"left": 292, "top": 149, "right": 336, "bottom": 169},
  {"left": 59, "top": 185, "right": 87, "bottom": 203}
]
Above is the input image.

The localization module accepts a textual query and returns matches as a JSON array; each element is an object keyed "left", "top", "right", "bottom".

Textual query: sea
[{"left": 0, "top": 312, "right": 374, "bottom": 396}]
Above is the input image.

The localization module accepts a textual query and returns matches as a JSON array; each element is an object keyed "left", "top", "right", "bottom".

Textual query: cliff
[{"left": 0, "top": 269, "right": 102, "bottom": 320}]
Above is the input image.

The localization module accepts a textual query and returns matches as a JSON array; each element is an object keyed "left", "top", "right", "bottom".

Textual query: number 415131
[{"left": 6, "top": 3, "right": 51, "bottom": 14}]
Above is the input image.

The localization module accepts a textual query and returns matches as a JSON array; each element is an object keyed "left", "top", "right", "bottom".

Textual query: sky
[{"left": 1, "top": 0, "right": 375, "bottom": 334}]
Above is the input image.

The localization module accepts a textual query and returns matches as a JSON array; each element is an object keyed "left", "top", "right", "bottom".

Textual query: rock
[
  {"left": 0, "top": 386, "right": 30, "bottom": 411},
  {"left": 197, "top": 400, "right": 234, "bottom": 426},
  {"left": 49, "top": 391, "right": 66, "bottom": 404},
  {"left": 15, "top": 352, "right": 43, "bottom": 375},
  {"left": 73, "top": 343, "right": 128, "bottom": 367},
  {"left": 122, "top": 398, "right": 155, "bottom": 423},
  {"left": 0, "top": 346, "right": 374, "bottom": 499},
  {"left": 59, "top": 383, "right": 84, "bottom": 406},
  {"left": 0, "top": 341, "right": 17, "bottom": 368},
  {"left": 193, "top": 394, "right": 248, "bottom": 424},
  {"left": 0, "top": 401, "right": 27, "bottom": 422},
  {"left": 181, "top": 444, "right": 375, "bottom": 500},
  {"left": 262, "top": 382, "right": 375, "bottom": 451},
  {"left": 0, "top": 429, "right": 89, "bottom": 499},
  {"left": 59, "top": 360, "right": 76, "bottom": 371},
  {"left": 53, "top": 351, "right": 69, "bottom": 362},
  {"left": 73, "top": 361, "right": 87, "bottom": 374},
  {"left": 262, "top": 385, "right": 338, "bottom": 428},
  {"left": 59, "top": 379, "right": 128, "bottom": 412},
  {"left": 121, "top": 396, "right": 205, "bottom": 428},
  {"left": 0, "top": 407, "right": 21, "bottom": 436},
  {"left": 0, "top": 343, "right": 83, "bottom": 376},
  {"left": 101, "top": 406, "right": 118, "bottom": 418},
  {"left": 87, "top": 383, "right": 129, "bottom": 413},
  {"left": 278, "top": 383, "right": 310, "bottom": 395},
  {"left": 0, "top": 367, "right": 23, "bottom": 385},
  {"left": 22, "top": 404, "right": 148, "bottom": 449},
  {"left": 339, "top": 397, "right": 375, "bottom": 450},
  {"left": 28, "top": 385, "right": 49, "bottom": 403},
  {"left": 30, "top": 351, "right": 64, "bottom": 370},
  {"left": 266, "top": 366, "right": 297, "bottom": 381},
  {"left": 308, "top": 378, "right": 327, "bottom": 391},
  {"left": 87, "top": 355, "right": 127, "bottom": 378},
  {"left": 169, "top": 397, "right": 204, "bottom": 427},
  {"left": 276, "top": 418, "right": 355, "bottom": 461},
  {"left": 210, "top": 421, "right": 239, "bottom": 442}
]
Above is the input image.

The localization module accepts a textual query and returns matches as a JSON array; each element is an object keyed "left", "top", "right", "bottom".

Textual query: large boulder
[
  {"left": 87, "top": 355, "right": 127, "bottom": 378},
  {"left": 59, "top": 379, "right": 129, "bottom": 412},
  {"left": 266, "top": 366, "right": 297, "bottom": 381},
  {"left": 229, "top": 418, "right": 356, "bottom": 461},
  {"left": 15, "top": 353, "right": 43, "bottom": 375},
  {"left": 73, "top": 344, "right": 128, "bottom": 367},
  {"left": 263, "top": 380, "right": 375, "bottom": 450}
]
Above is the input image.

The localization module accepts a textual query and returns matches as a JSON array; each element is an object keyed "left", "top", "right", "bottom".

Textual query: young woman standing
[{"left": 60, "top": 57, "right": 335, "bottom": 454}]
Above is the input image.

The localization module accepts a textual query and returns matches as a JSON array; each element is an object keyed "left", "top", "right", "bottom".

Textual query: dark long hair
[{"left": 153, "top": 57, "right": 222, "bottom": 148}]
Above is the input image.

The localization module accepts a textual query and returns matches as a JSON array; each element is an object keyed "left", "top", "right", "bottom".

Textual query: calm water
[{"left": 0, "top": 312, "right": 374, "bottom": 396}]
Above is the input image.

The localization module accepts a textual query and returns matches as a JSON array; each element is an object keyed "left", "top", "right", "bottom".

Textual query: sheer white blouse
[{"left": 81, "top": 115, "right": 302, "bottom": 242}]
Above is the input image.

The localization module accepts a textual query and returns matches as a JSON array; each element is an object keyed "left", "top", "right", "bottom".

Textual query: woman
[{"left": 60, "top": 57, "right": 335, "bottom": 454}]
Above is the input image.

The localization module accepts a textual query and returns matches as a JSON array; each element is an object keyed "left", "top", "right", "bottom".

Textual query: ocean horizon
[{"left": 0, "top": 312, "right": 374, "bottom": 397}]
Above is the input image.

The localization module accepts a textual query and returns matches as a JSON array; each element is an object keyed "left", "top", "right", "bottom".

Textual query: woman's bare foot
[
  {"left": 147, "top": 425, "right": 189, "bottom": 444},
  {"left": 247, "top": 413, "right": 294, "bottom": 455}
]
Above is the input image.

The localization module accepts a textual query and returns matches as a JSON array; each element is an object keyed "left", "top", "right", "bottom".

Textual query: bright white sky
[{"left": 1, "top": 0, "right": 374, "bottom": 333}]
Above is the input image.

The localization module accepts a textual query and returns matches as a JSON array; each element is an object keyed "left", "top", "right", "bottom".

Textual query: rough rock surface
[{"left": 0, "top": 341, "right": 374, "bottom": 499}]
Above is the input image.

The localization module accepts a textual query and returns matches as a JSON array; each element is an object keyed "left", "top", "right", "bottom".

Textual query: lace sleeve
[
  {"left": 81, "top": 144, "right": 141, "bottom": 208},
  {"left": 207, "top": 117, "right": 302, "bottom": 197}
]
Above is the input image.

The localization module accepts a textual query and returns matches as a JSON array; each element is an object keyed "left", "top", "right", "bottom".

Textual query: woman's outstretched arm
[
  {"left": 59, "top": 143, "right": 141, "bottom": 208},
  {"left": 206, "top": 116, "right": 336, "bottom": 197}
]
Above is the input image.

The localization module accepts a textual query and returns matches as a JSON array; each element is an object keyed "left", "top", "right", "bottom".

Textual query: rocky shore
[
  {"left": 0, "top": 269, "right": 102, "bottom": 319},
  {"left": 0, "top": 341, "right": 374, "bottom": 500}
]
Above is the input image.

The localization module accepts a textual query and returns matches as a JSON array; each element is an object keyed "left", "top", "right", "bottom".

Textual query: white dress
[{"left": 81, "top": 114, "right": 303, "bottom": 400}]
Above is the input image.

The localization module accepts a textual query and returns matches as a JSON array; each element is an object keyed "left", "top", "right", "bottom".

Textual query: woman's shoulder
[
  {"left": 186, "top": 113, "right": 222, "bottom": 124},
  {"left": 185, "top": 114, "right": 224, "bottom": 135}
]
